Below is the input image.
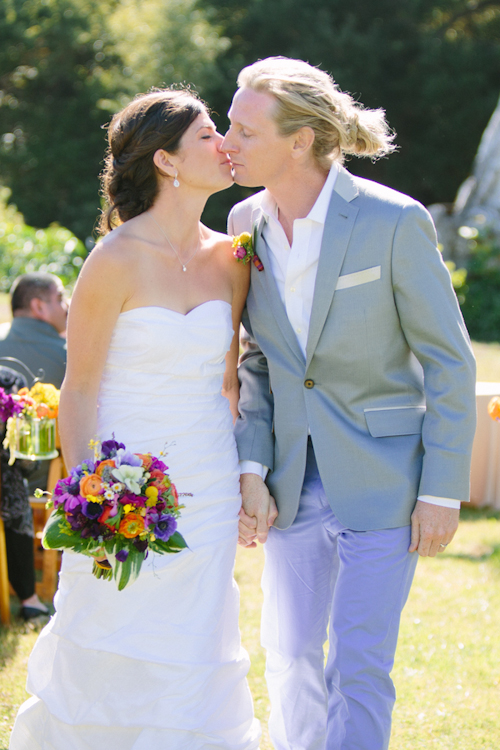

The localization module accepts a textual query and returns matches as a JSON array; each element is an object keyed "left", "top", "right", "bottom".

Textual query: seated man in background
[
  {"left": 0, "top": 272, "right": 67, "bottom": 390},
  {"left": 0, "top": 273, "right": 68, "bottom": 619}
]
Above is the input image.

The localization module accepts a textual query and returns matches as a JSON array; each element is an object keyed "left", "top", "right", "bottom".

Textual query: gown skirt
[{"left": 10, "top": 301, "right": 261, "bottom": 750}]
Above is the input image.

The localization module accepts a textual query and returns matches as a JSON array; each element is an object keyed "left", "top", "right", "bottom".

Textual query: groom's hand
[
  {"left": 409, "top": 500, "right": 459, "bottom": 557},
  {"left": 239, "top": 473, "right": 278, "bottom": 546}
]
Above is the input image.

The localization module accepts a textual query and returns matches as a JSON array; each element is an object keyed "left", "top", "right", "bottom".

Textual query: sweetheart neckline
[{"left": 119, "top": 300, "right": 232, "bottom": 318}]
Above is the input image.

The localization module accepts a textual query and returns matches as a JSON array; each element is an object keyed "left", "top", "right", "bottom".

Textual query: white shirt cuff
[
  {"left": 239, "top": 460, "right": 269, "bottom": 481},
  {"left": 418, "top": 495, "right": 461, "bottom": 509}
]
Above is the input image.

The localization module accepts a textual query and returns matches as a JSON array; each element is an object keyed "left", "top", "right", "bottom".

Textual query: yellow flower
[
  {"left": 86, "top": 494, "right": 104, "bottom": 505},
  {"left": 145, "top": 486, "right": 159, "bottom": 507},
  {"left": 123, "top": 503, "right": 135, "bottom": 513}
]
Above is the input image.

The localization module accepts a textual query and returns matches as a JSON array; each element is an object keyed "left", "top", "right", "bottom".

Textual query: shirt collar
[{"left": 260, "top": 162, "right": 339, "bottom": 226}]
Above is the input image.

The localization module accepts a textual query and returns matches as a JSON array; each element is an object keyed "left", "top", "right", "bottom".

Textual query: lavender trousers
[{"left": 261, "top": 441, "right": 418, "bottom": 750}]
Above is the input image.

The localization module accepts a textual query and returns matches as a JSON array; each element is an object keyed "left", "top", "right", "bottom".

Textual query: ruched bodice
[{"left": 10, "top": 300, "right": 260, "bottom": 750}]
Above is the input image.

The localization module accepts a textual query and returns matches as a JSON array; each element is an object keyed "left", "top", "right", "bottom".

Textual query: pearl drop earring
[{"left": 173, "top": 171, "right": 180, "bottom": 188}]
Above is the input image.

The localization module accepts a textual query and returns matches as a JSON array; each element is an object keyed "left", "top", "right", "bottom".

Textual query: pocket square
[{"left": 336, "top": 266, "right": 381, "bottom": 290}]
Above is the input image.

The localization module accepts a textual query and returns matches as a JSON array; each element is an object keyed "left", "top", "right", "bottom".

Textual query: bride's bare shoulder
[{"left": 84, "top": 220, "right": 148, "bottom": 273}]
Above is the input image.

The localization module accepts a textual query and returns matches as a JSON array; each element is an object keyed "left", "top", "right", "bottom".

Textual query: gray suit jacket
[
  {"left": 0, "top": 318, "right": 66, "bottom": 388},
  {"left": 228, "top": 167, "right": 476, "bottom": 531}
]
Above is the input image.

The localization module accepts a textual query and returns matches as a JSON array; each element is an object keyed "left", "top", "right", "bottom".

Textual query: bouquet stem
[{"left": 92, "top": 558, "right": 113, "bottom": 581}]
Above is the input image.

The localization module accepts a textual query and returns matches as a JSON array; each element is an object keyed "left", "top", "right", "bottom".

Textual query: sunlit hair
[
  {"left": 237, "top": 57, "right": 396, "bottom": 169},
  {"left": 98, "top": 88, "right": 206, "bottom": 235}
]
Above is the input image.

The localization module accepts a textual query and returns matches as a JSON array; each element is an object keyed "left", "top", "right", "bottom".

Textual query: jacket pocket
[{"left": 364, "top": 405, "right": 426, "bottom": 437}]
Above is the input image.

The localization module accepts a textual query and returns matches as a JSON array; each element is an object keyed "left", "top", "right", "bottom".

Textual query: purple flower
[
  {"left": 115, "top": 448, "right": 142, "bottom": 467},
  {"left": 81, "top": 522, "right": 101, "bottom": 539},
  {"left": 58, "top": 493, "right": 84, "bottom": 512},
  {"left": 115, "top": 549, "right": 129, "bottom": 563},
  {"left": 132, "top": 537, "right": 148, "bottom": 553},
  {"left": 70, "top": 460, "right": 95, "bottom": 479},
  {"left": 67, "top": 509, "right": 85, "bottom": 530},
  {"left": 149, "top": 512, "right": 177, "bottom": 542},
  {"left": 0, "top": 390, "right": 23, "bottom": 422},
  {"left": 81, "top": 500, "right": 103, "bottom": 519},
  {"left": 149, "top": 457, "right": 168, "bottom": 472},
  {"left": 101, "top": 439, "right": 126, "bottom": 459},
  {"left": 55, "top": 475, "right": 81, "bottom": 497}
]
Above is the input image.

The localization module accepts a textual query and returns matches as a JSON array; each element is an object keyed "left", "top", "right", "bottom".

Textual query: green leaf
[
  {"left": 42, "top": 512, "right": 79, "bottom": 550},
  {"left": 164, "top": 531, "right": 187, "bottom": 551}
]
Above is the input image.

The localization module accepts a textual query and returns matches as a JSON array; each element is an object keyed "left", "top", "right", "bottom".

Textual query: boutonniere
[{"left": 232, "top": 232, "right": 264, "bottom": 271}]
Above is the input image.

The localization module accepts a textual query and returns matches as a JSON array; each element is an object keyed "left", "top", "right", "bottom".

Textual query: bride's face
[{"left": 173, "top": 111, "right": 233, "bottom": 194}]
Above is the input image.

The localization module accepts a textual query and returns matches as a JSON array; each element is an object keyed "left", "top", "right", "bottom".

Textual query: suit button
[{"left": 304, "top": 379, "right": 315, "bottom": 389}]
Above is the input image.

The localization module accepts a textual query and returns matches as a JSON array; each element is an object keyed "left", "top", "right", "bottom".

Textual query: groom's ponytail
[
  {"left": 98, "top": 89, "right": 204, "bottom": 235},
  {"left": 237, "top": 58, "right": 397, "bottom": 170}
]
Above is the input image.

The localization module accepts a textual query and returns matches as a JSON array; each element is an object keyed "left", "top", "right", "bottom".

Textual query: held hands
[
  {"left": 409, "top": 500, "right": 459, "bottom": 557},
  {"left": 238, "top": 473, "right": 278, "bottom": 547}
]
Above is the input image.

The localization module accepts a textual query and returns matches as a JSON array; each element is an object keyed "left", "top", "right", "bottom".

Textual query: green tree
[
  {"left": 0, "top": 0, "right": 128, "bottom": 241},
  {"left": 0, "top": 188, "right": 86, "bottom": 292},
  {"left": 199, "top": 0, "right": 500, "bottom": 214}
]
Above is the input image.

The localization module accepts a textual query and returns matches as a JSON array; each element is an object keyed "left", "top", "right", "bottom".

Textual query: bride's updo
[{"left": 99, "top": 89, "right": 205, "bottom": 235}]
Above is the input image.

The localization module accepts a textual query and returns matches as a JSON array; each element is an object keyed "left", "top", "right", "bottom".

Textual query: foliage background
[{"left": 1, "top": 0, "right": 500, "bottom": 337}]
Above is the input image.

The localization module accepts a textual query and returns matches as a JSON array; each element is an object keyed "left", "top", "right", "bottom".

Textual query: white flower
[{"left": 111, "top": 465, "right": 144, "bottom": 494}]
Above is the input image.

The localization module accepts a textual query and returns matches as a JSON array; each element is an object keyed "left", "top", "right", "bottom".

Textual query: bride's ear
[{"left": 153, "top": 149, "right": 177, "bottom": 179}]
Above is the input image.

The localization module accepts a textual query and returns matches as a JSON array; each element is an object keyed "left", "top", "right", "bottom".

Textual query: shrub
[{"left": 448, "top": 226, "right": 500, "bottom": 343}]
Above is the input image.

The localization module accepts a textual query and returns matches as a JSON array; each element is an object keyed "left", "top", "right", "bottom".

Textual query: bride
[{"left": 10, "top": 89, "right": 260, "bottom": 749}]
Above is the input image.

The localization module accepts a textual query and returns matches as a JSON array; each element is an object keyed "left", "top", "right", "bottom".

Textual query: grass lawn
[{"left": 1, "top": 509, "right": 499, "bottom": 750}]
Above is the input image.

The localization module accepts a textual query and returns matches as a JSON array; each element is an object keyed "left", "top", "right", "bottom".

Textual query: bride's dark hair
[{"left": 98, "top": 88, "right": 206, "bottom": 235}]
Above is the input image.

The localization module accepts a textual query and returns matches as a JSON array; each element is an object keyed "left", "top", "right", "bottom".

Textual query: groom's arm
[
  {"left": 228, "top": 205, "right": 278, "bottom": 543},
  {"left": 391, "top": 201, "right": 476, "bottom": 555},
  {"left": 236, "top": 318, "right": 278, "bottom": 545}
]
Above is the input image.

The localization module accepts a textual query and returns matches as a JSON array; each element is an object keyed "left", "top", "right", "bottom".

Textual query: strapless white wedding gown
[{"left": 10, "top": 301, "right": 260, "bottom": 750}]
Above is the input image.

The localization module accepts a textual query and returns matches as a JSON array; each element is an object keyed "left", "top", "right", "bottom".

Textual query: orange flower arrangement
[{"left": 488, "top": 396, "right": 500, "bottom": 422}]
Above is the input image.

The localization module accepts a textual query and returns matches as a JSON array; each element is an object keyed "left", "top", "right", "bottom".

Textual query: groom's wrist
[{"left": 239, "top": 460, "right": 269, "bottom": 481}]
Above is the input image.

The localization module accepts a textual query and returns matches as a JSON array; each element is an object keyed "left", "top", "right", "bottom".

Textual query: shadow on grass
[
  {"left": 446, "top": 543, "right": 500, "bottom": 566},
  {"left": 460, "top": 505, "right": 500, "bottom": 522}
]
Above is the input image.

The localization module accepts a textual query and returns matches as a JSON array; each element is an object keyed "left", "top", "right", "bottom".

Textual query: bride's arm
[
  {"left": 58, "top": 240, "right": 132, "bottom": 469},
  {"left": 222, "top": 246, "right": 251, "bottom": 422}
]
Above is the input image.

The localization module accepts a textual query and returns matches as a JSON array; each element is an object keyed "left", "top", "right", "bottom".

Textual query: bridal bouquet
[{"left": 40, "top": 438, "right": 187, "bottom": 590}]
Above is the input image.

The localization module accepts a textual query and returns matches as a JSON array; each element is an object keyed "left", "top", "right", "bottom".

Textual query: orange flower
[
  {"left": 137, "top": 453, "right": 153, "bottom": 470},
  {"left": 36, "top": 403, "right": 49, "bottom": 418},
  {"left": 150, "top": 469, "right": 171, "bottom": 490},
  {"left": 488, "top": 396, "right": 500, "bottom": 422},
  {"left": 79, "top": 473, "right": 104, "bottom": 497},
  {"left": 95, "top": 459, "right": 116, "bottom": 477},
  {"left": 119, "top": 513, "right": 145, "bottom": 538},
  {"left": 98, "top": 505, "right": 114, "bottom": 525},
  {"left": 171, "top": 483, "right": 179, "bottom": 507}
]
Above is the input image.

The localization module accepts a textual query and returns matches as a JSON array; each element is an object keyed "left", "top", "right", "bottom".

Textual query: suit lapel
[
  {"left": 305, "top": 169, "right": 359, "bottom": 369},
  {"left": 251, "top": 208, "right": 306, "bottom": 366}
]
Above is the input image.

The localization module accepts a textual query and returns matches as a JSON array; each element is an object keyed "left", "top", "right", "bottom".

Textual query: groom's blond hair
[{"left": 237, "top": 57, "right": 396, "bottom": 169}]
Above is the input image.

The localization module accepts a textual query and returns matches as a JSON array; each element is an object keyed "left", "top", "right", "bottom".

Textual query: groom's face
[{"left": 222, "top": 88, "right": 295, "bottom": 189}]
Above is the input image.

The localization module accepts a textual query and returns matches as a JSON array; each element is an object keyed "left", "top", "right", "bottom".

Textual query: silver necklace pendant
[{"left": 182, "top": 265, "right": 187, "bottom": 272}]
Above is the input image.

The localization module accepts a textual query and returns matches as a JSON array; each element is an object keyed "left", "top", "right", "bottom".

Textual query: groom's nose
[{"left": 221, "top": 130, "right": 236, "bottom": 154}]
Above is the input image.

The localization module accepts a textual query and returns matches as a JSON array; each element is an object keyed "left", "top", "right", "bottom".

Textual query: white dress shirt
[{"left": 239, "top": 165, "right": 460, "bottom": 510}]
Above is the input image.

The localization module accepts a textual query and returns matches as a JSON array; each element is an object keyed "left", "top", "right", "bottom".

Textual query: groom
[{"left": 223, "top": 57, "right": 476, "bottom": 750}]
